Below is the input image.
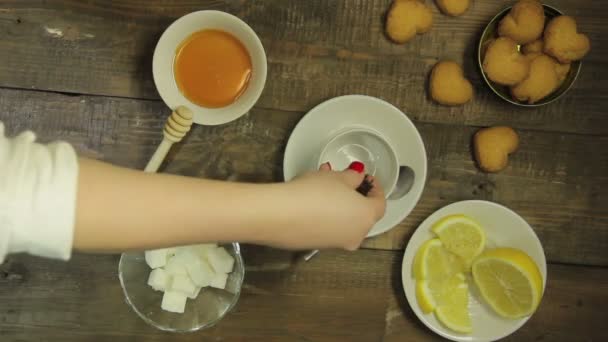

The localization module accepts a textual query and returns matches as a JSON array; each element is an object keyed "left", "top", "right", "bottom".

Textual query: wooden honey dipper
[{"left": 144, "top": 106, "right": 194, "bottom": 173}]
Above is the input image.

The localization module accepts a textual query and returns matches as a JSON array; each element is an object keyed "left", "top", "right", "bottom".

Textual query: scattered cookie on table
[
  {"left": 430, "top": 61, "right": 473, "bottom": 106},
  {"left": 511, "top": 54, "right": 558, "bottom": 104},
  {"left": 385, "top": 0, "right": 433, "bottom": 44},
  {"left": 435, "top": 0, "right": 470, "bottom": 17},
  {"left": 474, "top": 126, "right": 519, "bottom": 173},
  {"left": 482, "top": 37, "right": 530, "bottom": 86},
  {"left": 544, "top": 15, "right": 591, "bottom": 63},
  {"left": 498, "top": 0, "right": 545, "bottom": 44}
]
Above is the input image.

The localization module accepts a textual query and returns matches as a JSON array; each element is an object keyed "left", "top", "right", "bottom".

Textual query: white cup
[
  {"left": 153, "top": 11, "right": 267, "bottom": 126},
  {"left": 317, "top": 128, "right": 400, "bottom": 198}
]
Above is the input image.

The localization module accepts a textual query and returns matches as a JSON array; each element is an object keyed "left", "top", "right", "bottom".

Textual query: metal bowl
[
  {"left": 118, "top": 243, "right": 244, "bottom": 332},
  {"left": 478, "top": 4, "right": 581, "bottom": 107}
]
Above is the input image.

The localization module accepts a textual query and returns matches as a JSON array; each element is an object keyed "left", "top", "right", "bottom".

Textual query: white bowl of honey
[{"left": 153, "top": 10, "right": 267, "bottom": 125}]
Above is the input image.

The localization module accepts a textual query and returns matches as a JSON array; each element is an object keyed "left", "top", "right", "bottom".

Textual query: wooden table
[{"left": 0, "top": 1, "right": 606, "bottom": 341}]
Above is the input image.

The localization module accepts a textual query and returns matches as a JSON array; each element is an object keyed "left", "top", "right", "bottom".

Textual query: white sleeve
[{"left": 0, "top": 121, "right": 79, "bottom": 263}]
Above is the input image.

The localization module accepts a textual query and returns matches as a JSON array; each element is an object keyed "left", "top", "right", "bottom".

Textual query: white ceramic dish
[
  {"left": 317, "top": 128, "right": 399, "bottom": 197},
  {"left": 152, "top": 10, "right": 267, "bottom": 126},
  {"left": 401, "top": 200, "right": 547, "bottom": 342},
  {"left": 283, "top": 95, "right": 427, "bottom": 237}
]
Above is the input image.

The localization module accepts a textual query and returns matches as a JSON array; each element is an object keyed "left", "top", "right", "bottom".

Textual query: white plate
[
  {"left": 283, "top": 95, "right": 427, "bottom": 237},
  {"left": 152, "top": 10, "right": 267, "bottom": 126},
  {"left": 402, "top": 200, "right": 548, "bottom": 342}
]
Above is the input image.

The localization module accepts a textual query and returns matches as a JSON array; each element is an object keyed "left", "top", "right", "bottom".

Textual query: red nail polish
[{"left": 348, "top": 161, "right": 365, "bottom": 173}]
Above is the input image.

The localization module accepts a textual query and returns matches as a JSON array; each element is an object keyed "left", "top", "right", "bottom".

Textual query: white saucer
[
  {"left": 401, "top": 200, "right": 547, "bottom": 342},
  {"left": 283, "top": 95, "right": 427, "bottom": 237}
]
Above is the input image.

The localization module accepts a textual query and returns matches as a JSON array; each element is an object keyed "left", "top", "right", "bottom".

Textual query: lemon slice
[
  {"left": 472, "top": 248, "right": 543, "bottom": 319},
  {"left": 413, "top": 239, "right": 465, "bottom": 281},
  {"left": 417, "top": 273, "right": 472, "bottom": 333},
  {"left": 416, "top": 280, "right": 436, "bottom": 314},
  {"left": 416, "top": 273, "right": 467, "bottom": 312},
  {"left": 431, "top": 214, "right": 486, "bottom": 267},
  {"left": 435, "top": 278, "right": 472, "bottom": 334}
]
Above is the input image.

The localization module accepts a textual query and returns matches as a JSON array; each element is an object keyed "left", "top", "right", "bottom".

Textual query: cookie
[
  {"left": 430, "top": 61, "right": 473, "bottom": 106},
  {"left": 435, "top": 0, "right": 470, "bottom": 17},
  {"left": 498, "top": 0, "right": 545, "bottom": 44},
  {"left": 482, "top": 37, "right": 530, "bottom": 86},
  {"left": 554, "top": 61, "right": 571, "bottom": 85},
  {"left": 544, "top": 15, "right": 591, "bottom": 63},
  {"left": 524, "top": 50, "right": 571, "bottom": 86},
  {"left": 511, "top": 54, "right": 558, "bottom": 104},
  {"left": 474, "top": 126, "right": 519, "bottom": 173},
  {"left": 386, "top": 0, "right": 433, "bottom": 44},
  {"left": 522, "top": 39, "right": 544, "bottom": 54}
]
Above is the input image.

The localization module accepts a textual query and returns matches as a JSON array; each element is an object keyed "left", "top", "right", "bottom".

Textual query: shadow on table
[{"left": 388, "top": 250, "right": 438, "bottom": 338}]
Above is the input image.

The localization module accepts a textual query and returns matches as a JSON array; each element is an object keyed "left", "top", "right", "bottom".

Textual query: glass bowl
[
  {"left": 478, "top": 4, "right": 582, "bottom": 107},
  {"left": 118, "top": 243, "right": 244, "bottom": 332}
]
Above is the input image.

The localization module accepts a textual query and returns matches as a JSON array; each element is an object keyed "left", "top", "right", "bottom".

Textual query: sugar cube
[
  {"left": 204, "top": 247, "right": 235, "bottom": 274},
  {"left": 174, "top": 247, "right": 201, "bottom": 265},
  {"left": 144, "top": 248, "right": 171, "bottom": 269},
  {"left": 194, "top": 243, "right": 218, "bottom": 257},
  {"left": 164, "top": 256, "right": 188, "bottom": 276},
  {"left": 147, "top": 268, "right": 169, "bottom": 292},
  {"left": 161, "top": 290, "right": 187, "bottom": 313},
  {"left": 169, "top": 274, "right": 196, "bottom": 296},
  {"left": 171, "top": 248, "right": 211, "bottom": 286},
  {"left": 188, "top": 286, "right": 202, "bottom": 299},
  {"left": 173, "top": 245, "right": 195, "bottom": 255},
  {"left": 187, "top": 257, "right": 215, "bottom": 287},
  {"left": 165, "top": 247, "right": 177, "bottom": 258},
  {"left": 210, "top": 272, "right": 228, "bottom": 289}
]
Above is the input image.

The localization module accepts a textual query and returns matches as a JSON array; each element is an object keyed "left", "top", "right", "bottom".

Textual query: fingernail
[
  {"left": 348, "top": 161, "right": 365, "bottom": 173},
  {"left": 325, "top": 162, "right": 332, "bottom": 170}
]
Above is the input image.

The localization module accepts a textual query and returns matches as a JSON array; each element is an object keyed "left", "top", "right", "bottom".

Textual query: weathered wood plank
[
  {"left": 0, "top": 248, "right": 390, "bottom": 342},
  {"left": 384, "top": 260, "right": 608, "bottom": 342},
  {"left": 0, "top": 1, "right": 607, "bottom": 134},
  {"left": 363, "top": 122, "right": 608, "bottom": 266},
  {"left": 1, "top": 249, "right": 606, "bottom": 341},
  {"left": 0, "top": 87, "right": 606, "bottom": 266}
]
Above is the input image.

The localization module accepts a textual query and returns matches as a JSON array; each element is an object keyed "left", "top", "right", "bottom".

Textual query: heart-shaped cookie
[
  {"left": 498, "top": 0, "right": 545, "bottom": 44},
  {"left": 511, "top": 54, "right": 558, "bottom": 104},
  {"left": 474, "top": 126, "right": 519, "bottom": 173},
  {"left": 522, "top": 39, "right": 544, "bottom": 54},
  {"left": 554, "top": 60, "right": 571, "bottom": 85},
  {"left": 435, "top": 0, "right": 470, "bottom": 17},
  {"left": 523, "top": 51, "right": 571, "bottom": 87},
  {"left": 544, "top": 15, "right": 591, "bottom": 63},
  {"left": 430, "top": 61, "right": 473, "bottom": 106},
  {"left": 482, "top": 37, "right": 530, "bottom": 86},
  {"left": 386, "top": 0, "right": 433, "bottom": 44}
]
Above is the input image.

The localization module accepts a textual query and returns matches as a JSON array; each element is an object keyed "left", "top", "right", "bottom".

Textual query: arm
[
  {"left": 75, "top": 159, "right": 385, "bottom": 252},
  {"left": 0, "top": 121, "right": 385, "bottom": 263}
]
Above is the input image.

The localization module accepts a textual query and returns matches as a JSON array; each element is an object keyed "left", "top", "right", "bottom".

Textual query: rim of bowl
[
  {"left": 316, "top": 126, "right": 398, "bottom": 166},
  {"left": 118, "top": 242, "right": 245, "bottom": 333},
  {"left": 477, "top": 4, "right": 582, "bottom": 107},
  {"left": 152, "top": 10, "right": 268, "bottom": 126}
]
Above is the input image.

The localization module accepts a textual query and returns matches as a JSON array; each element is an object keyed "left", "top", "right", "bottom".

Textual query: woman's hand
[{"left": 255, "top": 162, "right": 387, "bottom": 251}]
